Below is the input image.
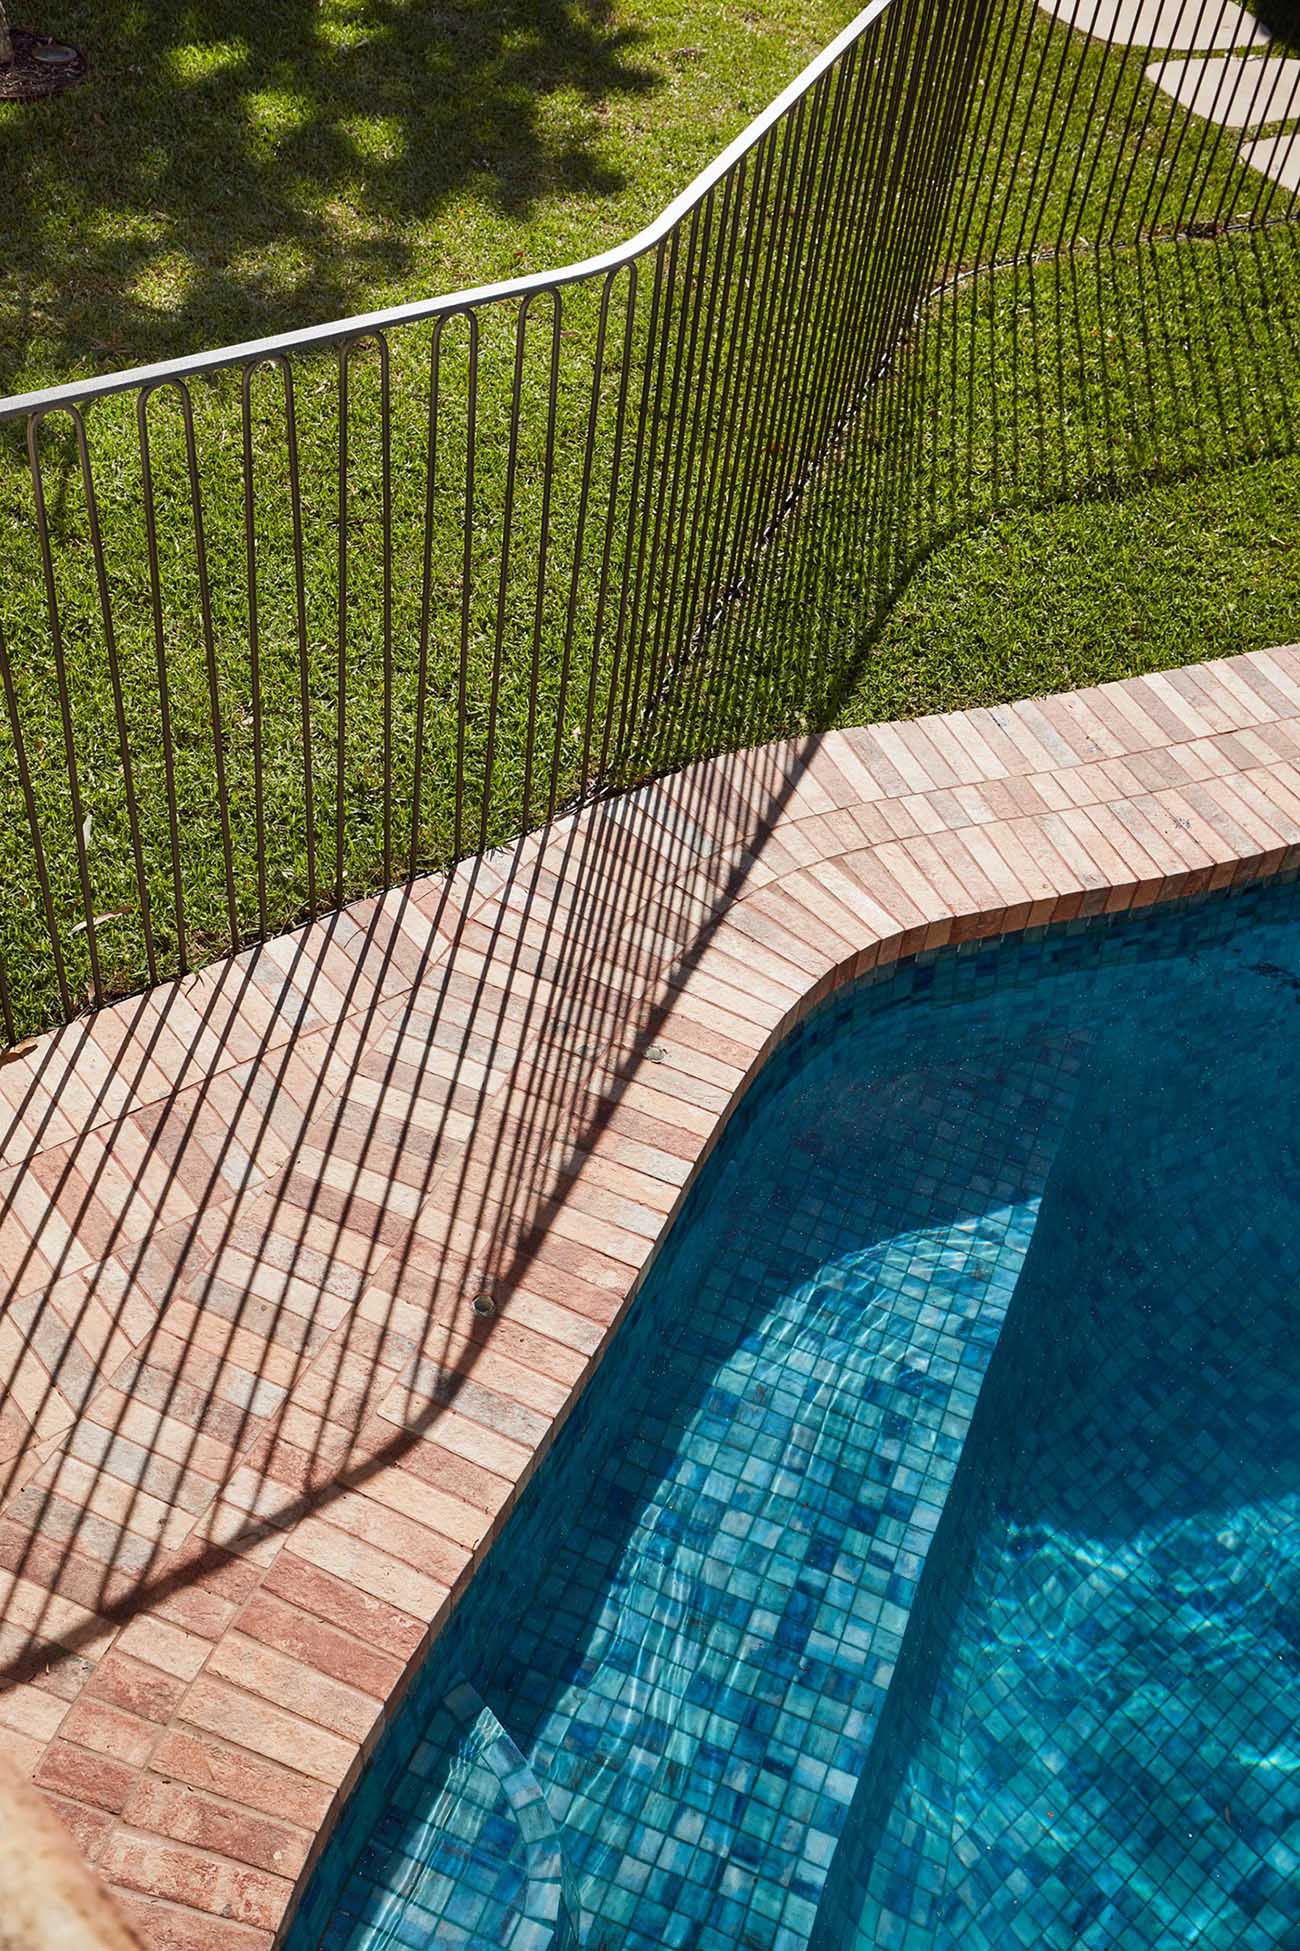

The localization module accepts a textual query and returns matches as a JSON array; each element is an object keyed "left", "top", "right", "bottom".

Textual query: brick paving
[{"left": 2, "top": 647, "right": 1300, "bottom": 1948}]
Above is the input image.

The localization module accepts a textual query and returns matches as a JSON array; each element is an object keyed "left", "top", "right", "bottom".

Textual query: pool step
[
  {"left": 315, "top": 1681, "right": 579, "bottom": 1951},
  {"left": 299, "top": 1002, "right": 1094, "bottom": 1951}
]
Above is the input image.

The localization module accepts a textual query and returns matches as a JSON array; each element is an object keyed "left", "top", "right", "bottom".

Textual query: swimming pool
[{"left": 287, "top": 874, "right": 1300, "bottom": 1951}]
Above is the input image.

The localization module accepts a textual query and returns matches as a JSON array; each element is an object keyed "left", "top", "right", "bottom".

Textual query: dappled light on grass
[
  {"left": 0, "top": 0, "right": 663, "bottom": 386},
  {"left": 0, "top": 0, "right": 842, "bottom": 392},
  {"left": 1, "top": 0, "right": 1300, "bottom": 1045}
]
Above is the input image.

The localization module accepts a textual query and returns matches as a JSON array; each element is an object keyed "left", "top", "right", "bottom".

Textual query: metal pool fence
[{"left": 0, "top": 0, "right": 1297, "bottom": 1043}]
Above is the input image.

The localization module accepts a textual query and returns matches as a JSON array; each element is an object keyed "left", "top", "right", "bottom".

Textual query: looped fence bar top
[{"left": 0, "top": 0, "right": 1297, "bottom": 1046}]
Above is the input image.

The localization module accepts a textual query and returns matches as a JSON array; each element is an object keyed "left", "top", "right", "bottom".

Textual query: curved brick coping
[{"left": 2, "top": 648, "right": 1300, "bottom": 1949}]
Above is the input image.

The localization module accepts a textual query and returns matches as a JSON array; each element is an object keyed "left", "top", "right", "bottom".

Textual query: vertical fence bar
[
  {"left": 545, "top": 278, "right": 613, "bottom": 824},
  {"left": 0, "top": 610, "right": 71, "bottom": 1017},
  {"left": 2, "top": 0, "right": 1299, "bottom": 1040},
  {"left": 137, "top": 385, "right": 189, "bottom": 975},
  {"left": 335, "top": 343, "right": 351, "bottom": 908},
  {"left": 608, "top": 248, "right": 667, "bottom": 779},
  {"left": 677, "top": 102, "right": 804, "bottom": 718},
  {"left": 645, "top": 173, "right": 740, "bottom": 760},
  {"left": 520, "top": 292, "right": 563, "bottom": 834},
  {"left": 639, "top": 191, "right": 719, "bottom": 735},
  {"left": 26, "top": 414, "right": 107, "bottom": 1006},
  {"left": 241, "top": 364, "right": 269, "bottom": 943},
  {"left": 451, "top": 312, "right": 480, "bottom": 859},
  {"left": 480, "top": 302, "right": 530, "bottom": 855},
  {"left": 280, "top": 360, "right": 318, "bottom": 920},
  {"left": 582, "top": 265, "right": 639, "bottom": 790},
  {"left": 76, "top": 411, "right": 158, "bottom": 986},
  {"left": 617, "top": 219, "right": 692, "bottom": 752},
  {"left": 378, "top": 334, "right": 394, "bottom": 892}
]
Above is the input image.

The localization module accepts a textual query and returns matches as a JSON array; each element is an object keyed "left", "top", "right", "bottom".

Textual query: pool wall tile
[{"left": 292, "top": 871, "right": 1300, "bottom": 1949}]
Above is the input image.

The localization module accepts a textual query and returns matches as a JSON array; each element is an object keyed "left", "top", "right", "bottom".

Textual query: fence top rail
[{"left": 0, "top": 0, "right": 894, "bottom": 424}]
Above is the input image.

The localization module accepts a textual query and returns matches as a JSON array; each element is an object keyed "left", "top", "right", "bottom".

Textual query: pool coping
[{"left": 3, "top": 647, "right": 1300, "bottom": 1948}]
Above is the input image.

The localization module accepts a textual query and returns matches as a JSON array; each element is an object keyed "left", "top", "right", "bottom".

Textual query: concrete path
[
  {"left": 1242, "top": 126, "right": 1300, "bottom": 185},
  {"left": 1038, "top": 0, "right": 1300, "bottom": 194},
  {"left": 1036, "top": 0, "right": 1267, "bottom": 51},
  {"left": 1146, "top": 52, "right": 1300, "bottom": 124}
]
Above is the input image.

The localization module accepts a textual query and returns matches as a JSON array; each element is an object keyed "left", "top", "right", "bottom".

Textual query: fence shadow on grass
[
  {"left": 742, "top": 220, "right": 1300, "bottom": 738},
  {"left": 0, "top": 0, "right": 657, "bottom": 389}
]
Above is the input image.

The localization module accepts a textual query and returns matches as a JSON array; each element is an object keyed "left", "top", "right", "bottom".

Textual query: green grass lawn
[
  {"left": 0, "top": 0, "right": 847, "bottom": 395},
  {"left": 736, "top": 217, "right": 1300, "bottom": 730},
  {"left": 1, "top": 0, "right": 1299, "bottom": 1041},
  {"left": 0, "top": 0, "right": 850, "bottom": 1032},
  {"left": 843, "top": 454, "right": 1300, "bottom": 724}
]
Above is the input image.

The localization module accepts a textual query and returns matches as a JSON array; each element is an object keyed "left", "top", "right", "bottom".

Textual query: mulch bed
[{"left": 0, "top": 27, "right": 86, "bottom": 100}]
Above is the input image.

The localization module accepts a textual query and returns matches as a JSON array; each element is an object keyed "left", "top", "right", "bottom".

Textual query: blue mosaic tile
[
  {"left": 300, "top": 1681, "right": 578, "bottom": 1951},
  {"left": 288, "top": 872, "right": 1300, "bottom": 1950}
]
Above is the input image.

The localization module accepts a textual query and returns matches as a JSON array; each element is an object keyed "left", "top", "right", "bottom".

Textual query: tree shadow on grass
[
  {"left": 0, "top": 0, "right": 659, "bottom": 389},
  {"left": 1252, "top": 0, "right": 1300, "bottom": 52}
]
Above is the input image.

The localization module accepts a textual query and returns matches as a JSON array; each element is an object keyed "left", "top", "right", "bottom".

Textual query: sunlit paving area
[{"left": 2, "top": 2, "right": 1300, "bottom": 1948}]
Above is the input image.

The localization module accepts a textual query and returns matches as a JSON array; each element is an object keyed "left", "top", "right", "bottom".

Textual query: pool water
[{"left": 288, "top": 877, "right": 1300, "bottom": 1951}]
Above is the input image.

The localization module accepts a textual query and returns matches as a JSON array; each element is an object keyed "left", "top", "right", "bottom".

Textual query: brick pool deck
[{"left": 4, "top": 647, "right": 1300, "bottom": 1948}]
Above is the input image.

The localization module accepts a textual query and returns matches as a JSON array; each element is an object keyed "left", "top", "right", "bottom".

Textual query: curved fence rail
[{"left": 0, "top": 0, "right": 1298, "bottom": 1044}]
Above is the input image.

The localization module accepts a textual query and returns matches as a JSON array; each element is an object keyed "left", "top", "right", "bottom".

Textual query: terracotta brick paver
[{"left": 3, "top": 648, "right": 1300, "bottom": 1946}]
